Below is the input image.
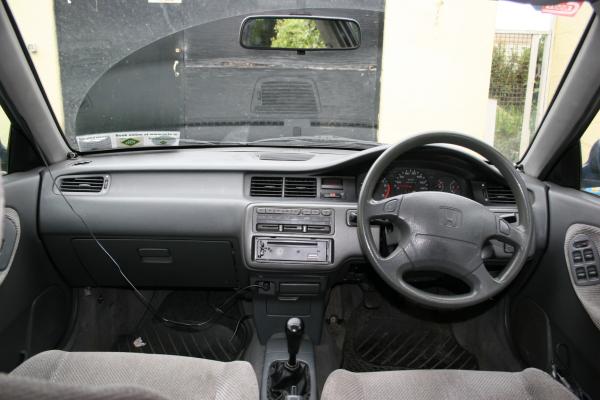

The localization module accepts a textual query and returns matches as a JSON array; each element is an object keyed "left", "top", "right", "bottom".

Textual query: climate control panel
[{"left": 253, "top": 206, "right": 334, "bottom": 235}]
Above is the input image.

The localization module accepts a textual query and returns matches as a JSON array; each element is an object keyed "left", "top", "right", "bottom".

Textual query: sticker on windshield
[{"left": 76, "top": 131, "right": 180, "bottom": 151}]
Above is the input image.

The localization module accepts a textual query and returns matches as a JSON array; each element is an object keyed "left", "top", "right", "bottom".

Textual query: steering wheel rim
[{"left": 357, "top": 132, "right": 534, "bottom": 309}]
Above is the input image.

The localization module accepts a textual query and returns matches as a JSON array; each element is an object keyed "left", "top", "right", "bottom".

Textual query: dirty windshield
[{"left": 7, "top": 1, "right": 593, "bottom": 160}]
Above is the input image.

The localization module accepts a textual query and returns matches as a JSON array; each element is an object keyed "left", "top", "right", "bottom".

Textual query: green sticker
[{"left": 121, "top": 138, "right": 140, "bottom": 146}]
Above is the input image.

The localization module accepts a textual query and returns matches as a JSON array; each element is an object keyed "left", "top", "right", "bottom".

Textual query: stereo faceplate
[{"left": 254, "top": 237, "right": 332, "bottom": 263}]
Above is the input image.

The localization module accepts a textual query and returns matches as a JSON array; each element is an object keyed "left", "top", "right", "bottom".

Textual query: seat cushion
[
  {"left": 321, "top": 368, "right": 577, "bottom": 400},
  {"left": 9, "top": 350, "right": 258, "bottom": 400},
  {"left": 0, "top": 374, "right": 169, "bottom": 400}
]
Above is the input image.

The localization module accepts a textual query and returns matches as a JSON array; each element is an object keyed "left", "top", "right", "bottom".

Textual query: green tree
[
  {"left": 271, "top": 19, "right": 326, "bottom": 49},
  {"left": 489, "top": 38, "right": 544, "bottom": 162}
]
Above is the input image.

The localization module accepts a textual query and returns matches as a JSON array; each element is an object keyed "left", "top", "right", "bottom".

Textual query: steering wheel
[{"left": 357, "top": 132, "right": 534, "bottom": 309}]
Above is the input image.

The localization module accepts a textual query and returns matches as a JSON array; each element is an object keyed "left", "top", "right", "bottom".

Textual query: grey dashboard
[{"left": 36, "top": 145, "right": 548, "bottom": 287}]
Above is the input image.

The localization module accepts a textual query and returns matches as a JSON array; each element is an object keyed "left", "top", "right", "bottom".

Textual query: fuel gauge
[
  {"left": 374, "top": 176, "right": 394, "bottom": 199},
  {"left": 448, "top": 179, "right": 462, "bottom": 195},
  {"left": 434, "top": 177, "right": 462, "bottom": 195}
]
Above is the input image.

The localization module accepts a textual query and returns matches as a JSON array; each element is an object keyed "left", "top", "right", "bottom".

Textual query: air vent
[
  {"left": 58, "top": 175, "right": 108, "bottom": 194},
  {"left": 483, "top": 184, "right": 515, "bottom": 204},
  {"left": 284, "top": 177, "right": 317, "bottom": 198},
  {"left": 259, "top": 152, "right": 314, "bottom": 161},
  {"left": 253, "top": 79, "right": 319, "bottom": 113},
  {"left": 250, "top": 176, "right": 283, "bottom": 197}
]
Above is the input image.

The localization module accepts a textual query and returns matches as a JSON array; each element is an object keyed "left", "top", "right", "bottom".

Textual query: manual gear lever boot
[{"left": 267, "top": 318, "right": 310, "bottom": 400}]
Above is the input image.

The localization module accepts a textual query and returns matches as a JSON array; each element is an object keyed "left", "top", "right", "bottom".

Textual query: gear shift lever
[
  {"left": 268, "top": 317, "right": 309, "bottom": 400},
  {"left": 285, "top": 317, "right": 304, "bottom": 368}
]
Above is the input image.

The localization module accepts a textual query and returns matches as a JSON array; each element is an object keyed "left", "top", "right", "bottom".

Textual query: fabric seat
[
  {"left": 3, "top": 350, "right": 259, "bottom": 400},
  {"left": 321, "top": 368, "right": 577, "bottom": 400}
]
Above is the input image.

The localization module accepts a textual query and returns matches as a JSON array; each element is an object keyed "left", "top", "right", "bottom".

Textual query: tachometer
[{"left": 393, "top": 169, "right": 429, "bottom": 194}]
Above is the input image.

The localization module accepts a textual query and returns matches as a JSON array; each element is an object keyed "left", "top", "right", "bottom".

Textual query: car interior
[{"left": 0, "top": 0, "right": 600, "bottom": 399}]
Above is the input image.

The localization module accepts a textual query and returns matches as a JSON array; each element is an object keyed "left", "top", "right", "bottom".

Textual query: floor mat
[
  {"left": 114, "top": 290, "right": 249, "bottom": 361},
  {"left": 342, "top": 303, "right": 479, "bottom": 372}
]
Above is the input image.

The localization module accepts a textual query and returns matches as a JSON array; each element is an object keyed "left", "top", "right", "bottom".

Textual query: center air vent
[
  {"left": 284, "top": 177, "right": 317, "bottom": 198},
  {"left": 58, "top": 175, "right": 109, "bottom": 194},
  {"left": 250, "top": 176, "right": 283, "bottom": 197},
  {"left": 483, "top": 184, "right": 515, "bottom": 204},
  {"left": 250, "top": 176, "right": 317, "bottom": 198},
  {"left": 252, "top": 79, "right": 319, "bottom": 114}
]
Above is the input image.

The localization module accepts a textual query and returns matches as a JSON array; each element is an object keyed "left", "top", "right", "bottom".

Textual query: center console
[
  {"left": 244, "top": 203, "right": 375, "bottom": 343},
  {"left": 244, "top": 203, "right": 367, "bottom": 271}
]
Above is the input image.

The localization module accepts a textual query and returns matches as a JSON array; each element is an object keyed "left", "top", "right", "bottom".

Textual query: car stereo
[{"left": 253, "top": 237, "right": 332, "bottom": 264}]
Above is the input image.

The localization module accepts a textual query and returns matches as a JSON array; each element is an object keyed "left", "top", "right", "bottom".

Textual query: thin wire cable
[
  {"left": 229, "top": 315, "right": 251, "bottom": 342},
  {"left": 39, "top": 152, "right": 259, "bottom": 329}
]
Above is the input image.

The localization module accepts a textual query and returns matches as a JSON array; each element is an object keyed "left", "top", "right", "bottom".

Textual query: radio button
[
  {"left": 283, "top": 225, "right": 303, "bottom": 232},
  {"left": 321, "top": 209, "right": 332, "bottom": 216},
  {"left": 257, "top": 224, "right": 280, "bottom": 232},
  {"left": 306, "top": 225, "right": 331, "bottom": 234}
]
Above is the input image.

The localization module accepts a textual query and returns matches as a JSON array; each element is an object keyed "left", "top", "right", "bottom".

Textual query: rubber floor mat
[
  {"left": 114, "top": 290, "right": 249, "bottom": 361},
  {"left": 342, "top": 304, "right": 479, "bottom": 372}
]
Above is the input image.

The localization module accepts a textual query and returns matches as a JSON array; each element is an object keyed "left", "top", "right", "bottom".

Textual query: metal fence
[{"left": 488, "top": 32, "right": 550, "bottom": 162}]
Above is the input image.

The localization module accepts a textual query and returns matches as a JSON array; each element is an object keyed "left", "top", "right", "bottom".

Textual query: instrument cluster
[{"left": 371, "top": 167, "right": 466, "bottom": 200}]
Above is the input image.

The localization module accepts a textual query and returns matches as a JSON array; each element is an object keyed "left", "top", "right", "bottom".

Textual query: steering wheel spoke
[
  {"left": 376, "top": 247, "right": 411, "bottom": 273},
  {"left": 466, "top": 262, "right": 501, "bottom": 296},
  {"left": 364, "top": 197, "right": 402, "bottom": 220},
  {"left": 490, "top": 215, "right": 527, "bottom": 249}
]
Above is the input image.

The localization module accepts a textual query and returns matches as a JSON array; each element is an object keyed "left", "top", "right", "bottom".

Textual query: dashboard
[{"left": 33, "top": 144, "right": 549, "bottom": 289}]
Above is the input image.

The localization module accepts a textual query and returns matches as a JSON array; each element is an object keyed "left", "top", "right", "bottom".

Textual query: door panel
[
  {"left": 513, "top": 184, "right": 600, "bottom": 399},
  {"left": 0, "top": 170, "right": 71, "bottom": 372}
]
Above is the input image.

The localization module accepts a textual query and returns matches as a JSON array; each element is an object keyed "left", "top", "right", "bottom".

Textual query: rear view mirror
[{"left": 240, "top": 16, "right": 361, "bottom": 51}]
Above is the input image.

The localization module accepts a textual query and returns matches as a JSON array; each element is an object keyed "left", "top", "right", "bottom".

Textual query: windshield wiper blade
[{"left": 248, "top": 135, "right": 380, "bottom": 149}]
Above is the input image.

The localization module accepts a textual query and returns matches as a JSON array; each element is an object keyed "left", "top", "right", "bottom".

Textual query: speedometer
[{"left": 393, "top": 168, "right": 429, "bottom": 194}]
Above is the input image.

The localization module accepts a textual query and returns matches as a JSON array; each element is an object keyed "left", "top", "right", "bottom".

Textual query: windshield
[{"left": 7, "top": 0, "right": 593, "bottom": 161}]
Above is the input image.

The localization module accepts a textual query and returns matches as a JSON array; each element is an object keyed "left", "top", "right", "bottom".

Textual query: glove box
[{"left": 72, "top": 238, "right": 237, "bottom": 287}]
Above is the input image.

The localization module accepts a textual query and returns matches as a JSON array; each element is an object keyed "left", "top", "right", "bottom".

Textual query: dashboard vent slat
[
  {"left": 250, "top": 177, "right": 283, "bottom": 197},
  {"left": 58, "top": 175, "right": 108, "bottom": 194},
  {"left": 284, "top": 177, "right": 317, "bottom": 198},
  {"left": 250, "top": 176, "right": 317, "bottom": 198},
  {"left": 483, "top": 184, "right": 515, "bottom": 204}
]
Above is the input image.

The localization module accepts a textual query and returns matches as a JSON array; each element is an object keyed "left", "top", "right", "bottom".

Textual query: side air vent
[
  {"left": 483, "top": 184, "right": 515, "bottom": 204},
  {"left": 284, "top": 177, "right": 317, "bottom": 198},
  {"left": 58, "top": 175, "right": 109, "bottom": 194},
  {"left": 250, "top": 176, "right": 283, "bottom": 197}
]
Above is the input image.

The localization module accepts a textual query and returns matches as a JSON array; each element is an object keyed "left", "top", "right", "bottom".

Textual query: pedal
[{"left": 363, "top": 290, "right": 382, "bottom": 309}]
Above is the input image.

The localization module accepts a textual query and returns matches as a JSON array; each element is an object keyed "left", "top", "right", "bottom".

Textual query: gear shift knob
[{"left": 285, "top": 317, "right": 304, "bottom": 367}]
